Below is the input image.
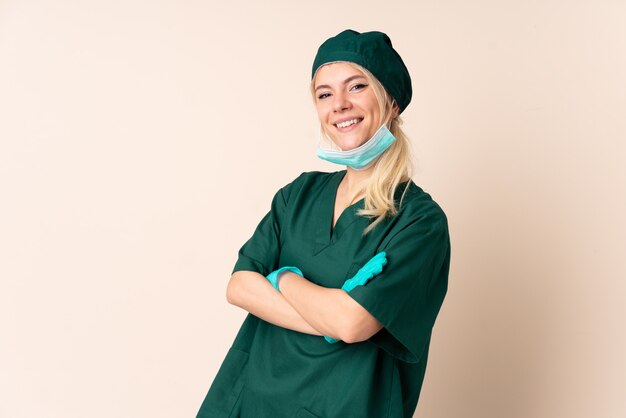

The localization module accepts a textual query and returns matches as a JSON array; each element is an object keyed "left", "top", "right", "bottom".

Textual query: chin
[
  {"left": 339, "top": 137, "right": 367, "bottom": 151},
  {"left": 329, "top": 131, "right": 363, "bottom": 149},
  {"left": 343, "top": 143, "right": 365, "bottom": 151}
]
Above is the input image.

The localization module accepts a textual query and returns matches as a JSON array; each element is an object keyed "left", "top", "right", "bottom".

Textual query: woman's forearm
[
  {"left": 278, "top": 272, "right": 361, "bottom": 342},
  {"left": 226, "top": 271, "right": 323, "bottom": 336}
]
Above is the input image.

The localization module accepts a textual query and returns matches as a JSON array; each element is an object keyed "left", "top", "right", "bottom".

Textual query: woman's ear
[{"left": 392, "top": 103, "right": 400, "bottom": 118}]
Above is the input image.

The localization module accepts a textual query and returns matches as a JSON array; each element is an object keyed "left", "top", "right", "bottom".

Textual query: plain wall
[{"left": 1, "top": 1, "right": 625, "bottom": 417}]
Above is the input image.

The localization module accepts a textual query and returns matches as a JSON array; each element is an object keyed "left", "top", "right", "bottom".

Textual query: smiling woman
[
  {"left": 314, "top": 66, "right": 383, "bottom": 149},
  {"left": 312, "top": 60, "right": 413, "bottom": 229},
  {"left": 196, "top": 29, "right": 451, "bottom": 418}
]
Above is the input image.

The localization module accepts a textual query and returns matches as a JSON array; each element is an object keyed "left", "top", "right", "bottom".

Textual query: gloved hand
[
  {"left": 325, "top": 251, "right": 388, "bottom": 344},
  {"left": 341, "top": 251, "right": 387, "bottom": 292},
  {"left": 266, "top": 266, "right": 304, "bottom": 292}
]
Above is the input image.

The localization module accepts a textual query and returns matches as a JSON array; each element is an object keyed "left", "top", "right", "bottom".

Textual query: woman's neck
[{"left": 341, "top": 166, "right": 374, "bottom": 201}]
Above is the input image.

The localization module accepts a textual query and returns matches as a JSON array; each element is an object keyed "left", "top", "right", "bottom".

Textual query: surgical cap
[{"left": 312, "top": 29, "right": 413, "bottom": 113}]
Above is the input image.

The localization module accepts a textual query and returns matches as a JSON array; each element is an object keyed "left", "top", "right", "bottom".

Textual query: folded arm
[
  {"left": 226, "top": 270, "right": 323, "bottom": 336},
  {"left": 278, "top": 272, "right": 383, "bottom": 343},
  {"left": 226, "top": 271, "right": 382, "bottom": 343}
]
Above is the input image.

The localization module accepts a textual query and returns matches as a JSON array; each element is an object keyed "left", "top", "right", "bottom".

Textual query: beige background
[{"left": 1, "top": 1, "right": 625, "bottom": 417}]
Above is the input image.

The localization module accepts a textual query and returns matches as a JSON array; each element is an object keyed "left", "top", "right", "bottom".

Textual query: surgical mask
[{"left": 316, "top": 124, "right": 397, "bottom": 170}]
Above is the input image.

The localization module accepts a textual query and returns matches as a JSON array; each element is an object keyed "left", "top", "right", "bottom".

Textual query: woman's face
[{"left": 314, "top": 62, "right": 381, "bottom": 151}]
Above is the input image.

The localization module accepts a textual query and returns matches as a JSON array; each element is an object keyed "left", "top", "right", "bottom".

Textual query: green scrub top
[{"left": 197, "top": 170, "right": 450, "bottom": 418}]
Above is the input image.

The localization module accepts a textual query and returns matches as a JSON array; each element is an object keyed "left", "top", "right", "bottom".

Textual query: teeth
[{"left": 336, "top": 118, "right": 360, "bottom": 128}]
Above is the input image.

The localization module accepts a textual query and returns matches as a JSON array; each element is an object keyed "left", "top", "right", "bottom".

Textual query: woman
[{"left": 197, "top": 29, "right": 451, "bottom": 418}]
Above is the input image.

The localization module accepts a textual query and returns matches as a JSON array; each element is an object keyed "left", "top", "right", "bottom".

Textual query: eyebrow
[{"left": 314, "top": 74, "right": 367, "bottom": 92}]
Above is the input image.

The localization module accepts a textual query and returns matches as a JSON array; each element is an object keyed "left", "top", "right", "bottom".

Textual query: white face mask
[{"left": 316, "top": 124, "right": 397, "bottom": 170}]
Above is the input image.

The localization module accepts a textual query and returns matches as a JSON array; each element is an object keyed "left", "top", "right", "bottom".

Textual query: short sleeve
[
  {"left": 231, "top": 174, "right": 301, "bottom": 276},
  {"left": 347, "top": 207, "right": 451, "bottom": 363}
]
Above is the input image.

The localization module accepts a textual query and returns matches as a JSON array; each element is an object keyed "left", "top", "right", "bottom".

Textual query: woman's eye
[
  {"left": 350, "top": 83, "right": 368, "bottom": 91},
  {"left": 318, "top": 92, "right": 331, "bottom": 99}
]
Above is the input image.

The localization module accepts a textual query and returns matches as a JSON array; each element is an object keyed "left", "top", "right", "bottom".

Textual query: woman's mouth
[{"left": 335, "top": 118, "right": 363, "bottom": 130}]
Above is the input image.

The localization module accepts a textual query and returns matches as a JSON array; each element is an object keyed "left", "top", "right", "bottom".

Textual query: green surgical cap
[{"left": 312, "top": 29, "right": 412, "bottom": 113}]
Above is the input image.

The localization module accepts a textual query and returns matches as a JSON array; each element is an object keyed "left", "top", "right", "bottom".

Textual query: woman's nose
[{"left": 332, "top": 92, "right": 352, "bottom": 112}]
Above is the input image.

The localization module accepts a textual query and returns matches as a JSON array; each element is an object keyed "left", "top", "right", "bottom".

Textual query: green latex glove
[
  {"left": 265, "top": 266, "right": 303, "bottom": 292},
  {"left": 325, "top": 251, "right": 388, "bottom": 344}
]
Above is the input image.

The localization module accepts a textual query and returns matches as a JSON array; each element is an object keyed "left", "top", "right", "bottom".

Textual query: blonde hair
[{"left": 311, "top": 62, "right": 414, "bottom": 234}]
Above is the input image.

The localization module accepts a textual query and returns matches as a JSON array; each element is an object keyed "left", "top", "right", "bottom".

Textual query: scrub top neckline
[
  {"left": 332, "top": 170, "right": 365, "bottom": 230},
  {"left": 313, "top": 170, "right": 365, "bottom": 255}
]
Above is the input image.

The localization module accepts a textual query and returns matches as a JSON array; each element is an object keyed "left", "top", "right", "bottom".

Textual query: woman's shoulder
[
  {"left": 395, "top": 180, "right": 448, "bottom": 226},
  {"left": 274, "top": 170, "right": 339, "bottom": 201},
  {"left": 281, "top": 170, "right": 341, "bottom": 191},
  {"left": 293, "top": 170, "right": 341, "bottom": 183}
]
